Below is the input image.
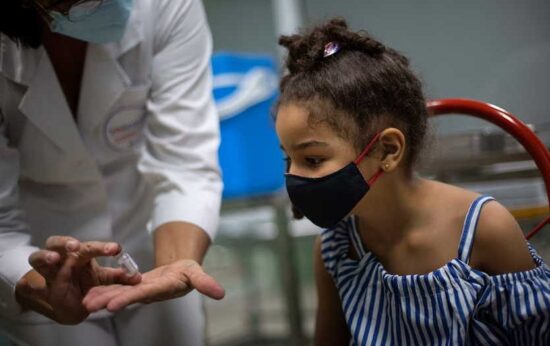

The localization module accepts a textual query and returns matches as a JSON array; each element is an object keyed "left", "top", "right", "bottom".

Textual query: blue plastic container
[{"left": 212, "top": 53, "right": 285, "bottom": 199}]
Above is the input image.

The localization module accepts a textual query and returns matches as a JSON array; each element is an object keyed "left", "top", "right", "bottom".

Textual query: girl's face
[{"left": 276, "top": 103, "right": 359, "bottom": 178}]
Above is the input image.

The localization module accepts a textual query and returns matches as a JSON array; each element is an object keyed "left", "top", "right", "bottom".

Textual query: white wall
[{"left": 204, "top": 0, "right": 550, "bottom": 134}]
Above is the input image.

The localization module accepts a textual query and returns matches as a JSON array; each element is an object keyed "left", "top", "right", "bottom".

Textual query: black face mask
[{"left": 285, "top": 133, "right": 383, "bottom": 228}]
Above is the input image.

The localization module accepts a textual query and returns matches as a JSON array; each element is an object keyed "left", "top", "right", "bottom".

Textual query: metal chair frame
[{"left": 427, "top": 98, "right": 550, "bottom": 239}]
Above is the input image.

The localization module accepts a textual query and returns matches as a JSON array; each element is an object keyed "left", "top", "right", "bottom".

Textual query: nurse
[{"left": 0, "top": 0, "right": 224, "bottom": 345}]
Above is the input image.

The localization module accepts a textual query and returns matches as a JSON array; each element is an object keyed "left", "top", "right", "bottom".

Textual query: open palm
[{"left": 83, "top": 259, "right": 225, "bottom": 313}]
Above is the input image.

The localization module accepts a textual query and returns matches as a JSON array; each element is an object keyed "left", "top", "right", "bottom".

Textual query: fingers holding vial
[
  {"left": 116, "top": 251, "right": 140, "bottom": 277},
  {"left": 95, "top": 251, "right": 141, "bottom": 285},
  {"left": 83, "top": 251, "right": 141, "bottom": 312}
]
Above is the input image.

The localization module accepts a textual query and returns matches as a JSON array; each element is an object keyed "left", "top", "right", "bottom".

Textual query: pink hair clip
[{"left": 323, "top": 41, "right": 340, "bottom": 58}]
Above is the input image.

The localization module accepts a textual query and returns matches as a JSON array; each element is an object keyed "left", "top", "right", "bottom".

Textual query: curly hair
[
  {"left": 277, "top": 18, "right": 429, "bottom": 219},
  {"left": 0, "top": 0, "right": 43, "bottom": 48},
  {"left": 277, "top": 18, "right": 428, "bottom": 168}
]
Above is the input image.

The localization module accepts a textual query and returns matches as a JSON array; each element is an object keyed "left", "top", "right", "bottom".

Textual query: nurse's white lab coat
[{"left": 0, "top": 0, "right": 222, "bottom": 333}]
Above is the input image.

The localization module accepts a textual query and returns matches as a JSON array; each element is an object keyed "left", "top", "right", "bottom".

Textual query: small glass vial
[{"left": 116, "top": 252, "right": 140, "bottom": 276}]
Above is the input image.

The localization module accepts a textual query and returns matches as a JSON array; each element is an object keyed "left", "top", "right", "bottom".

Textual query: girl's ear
[{"left": 378, "top": 128, "right": 406, "bottom": 172}]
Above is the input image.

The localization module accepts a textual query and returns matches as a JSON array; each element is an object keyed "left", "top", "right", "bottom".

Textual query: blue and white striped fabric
[{"left": 321, "top": 195, "right": 550, "bottom": 345}]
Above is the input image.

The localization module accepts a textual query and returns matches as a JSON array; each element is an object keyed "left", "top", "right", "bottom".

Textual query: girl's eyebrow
[
  {"left": 279, "top": 140, "right": 329, "bottom": 153},
  {"left": 292, "top": 140, "right": 329, "bottom": 150}
]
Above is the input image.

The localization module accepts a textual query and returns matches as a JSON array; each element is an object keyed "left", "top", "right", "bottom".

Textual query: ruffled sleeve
[
  {"left": 471, "top": 249, "right": 550, "bottom": 346},
  {"left": 320, "top": 218, "right": 354, "bottom": 278}
]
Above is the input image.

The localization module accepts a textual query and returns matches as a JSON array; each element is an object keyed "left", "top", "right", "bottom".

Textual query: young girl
[{"left": 275, "top": 19, "right": 550, "bottom": 345}]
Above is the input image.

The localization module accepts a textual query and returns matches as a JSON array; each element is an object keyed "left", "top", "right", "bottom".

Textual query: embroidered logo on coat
[{"left": 105, "top": 107, "right": 146, "bottom": 150}]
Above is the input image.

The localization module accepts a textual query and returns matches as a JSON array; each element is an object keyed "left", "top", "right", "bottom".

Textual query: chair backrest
[{"left": 427, "top": 98, "right": 550, "bottom": 239}]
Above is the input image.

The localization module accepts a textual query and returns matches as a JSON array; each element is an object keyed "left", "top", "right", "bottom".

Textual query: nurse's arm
[
  {"left": 0, "top": 110, "right": 38, "bottom": 318},
  {"left": 82, "top": 0, "right": 225, "bottom": 312},
  {"left": 154, "top": 221, "right": 210, "bottom": 266}
]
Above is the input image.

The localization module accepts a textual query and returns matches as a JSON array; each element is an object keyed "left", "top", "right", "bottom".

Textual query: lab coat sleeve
[
  {"left": 0, "top": 111, "right": 37, "bottom": 317},
  {"left": 138, "top": 0, "right": 223, "bottom": 240}
]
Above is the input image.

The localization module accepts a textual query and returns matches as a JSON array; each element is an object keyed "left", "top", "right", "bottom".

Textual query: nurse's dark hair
[
  {"left": 278, "top": 18, "right": 428, "bottom": 168},
  {"left": 0, "top": 1, "right": 42, "bottom": 48},
  {"left": 277, "top": 18, "right": 428, "bottom": 219}
]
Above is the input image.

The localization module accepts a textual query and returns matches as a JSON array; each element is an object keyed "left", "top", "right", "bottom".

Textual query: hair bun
[{"left": 279, "top": 18, "right": 387, "bottom": 74}]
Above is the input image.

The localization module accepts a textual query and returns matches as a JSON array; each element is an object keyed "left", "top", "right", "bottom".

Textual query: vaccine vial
[{"left": 116, "top": 252, "right": 140, "bottom": 276}]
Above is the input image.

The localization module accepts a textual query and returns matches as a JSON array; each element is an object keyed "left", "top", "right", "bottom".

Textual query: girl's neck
[{"left": 354, "top": 171, "right": 430, "bottom": 254}]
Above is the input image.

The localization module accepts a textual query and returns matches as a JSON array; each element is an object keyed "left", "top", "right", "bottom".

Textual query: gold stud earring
[{"left": 383, "top": 163, "right": 390, "bottom": 170}]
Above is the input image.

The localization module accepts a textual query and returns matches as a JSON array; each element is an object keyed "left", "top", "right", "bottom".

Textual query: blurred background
[
  {"left": 0, "top": 1, "right": 547, "bottom": 346},
  {"left": 201, "top": 1, "right": 550, "bottom": 345}
]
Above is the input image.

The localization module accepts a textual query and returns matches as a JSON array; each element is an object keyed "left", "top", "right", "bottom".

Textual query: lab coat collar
[
  {"left": 112, "top": 1, "right": 143, "bottom": 59},
  {"left": 0, "top": 6, "right": 144, "bottom": 155},
  {"left": 17, "top": 51, "right": 89, "bottom": 157}
]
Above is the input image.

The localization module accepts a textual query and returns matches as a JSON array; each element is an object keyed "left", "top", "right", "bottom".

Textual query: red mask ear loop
[
  {"left": 354, "top": 132, "right": 384, "bottom": 185},
  {"left": 367, "top": 169, "right": 384, "bottom": 185},
  {"left": 354, "top": 132, "right": 382, "bottom": 165}
]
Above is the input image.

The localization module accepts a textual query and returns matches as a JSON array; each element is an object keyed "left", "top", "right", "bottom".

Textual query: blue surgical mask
[{"left": 48, "top": 0, "right": 134, "bottom": 44}]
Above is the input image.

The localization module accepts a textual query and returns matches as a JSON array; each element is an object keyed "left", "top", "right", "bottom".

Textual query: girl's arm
[
  {"left": 470, "top": 201, "right": 536, "bottom": 274},
  {"left": 313, "top": 236, "right": 350, "bottom": 346}
]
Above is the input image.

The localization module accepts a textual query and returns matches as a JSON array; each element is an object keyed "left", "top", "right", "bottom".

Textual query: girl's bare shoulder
[{"left": 425, "top": 180, "right": 535, "bottom": 274}]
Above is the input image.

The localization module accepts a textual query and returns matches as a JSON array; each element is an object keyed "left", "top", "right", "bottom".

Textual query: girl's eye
[
  {"left": 283, "top": 156, "right": 291, "bottom": 170},
  {"left": 305, "top": 157, "right": 325, "bottom": 166}
]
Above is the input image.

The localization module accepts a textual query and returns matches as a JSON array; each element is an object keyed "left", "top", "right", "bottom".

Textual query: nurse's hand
[
  {"left": 15, "top": 236, "right": 142, "bottom": 325},
  {"left": 82, "top": 259, "right": 224, "bottom": 312}
]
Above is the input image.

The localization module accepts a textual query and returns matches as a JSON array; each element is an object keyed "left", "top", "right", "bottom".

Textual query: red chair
[{"left": 427, "top": 98, "right": 550, "bottom": 239}]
